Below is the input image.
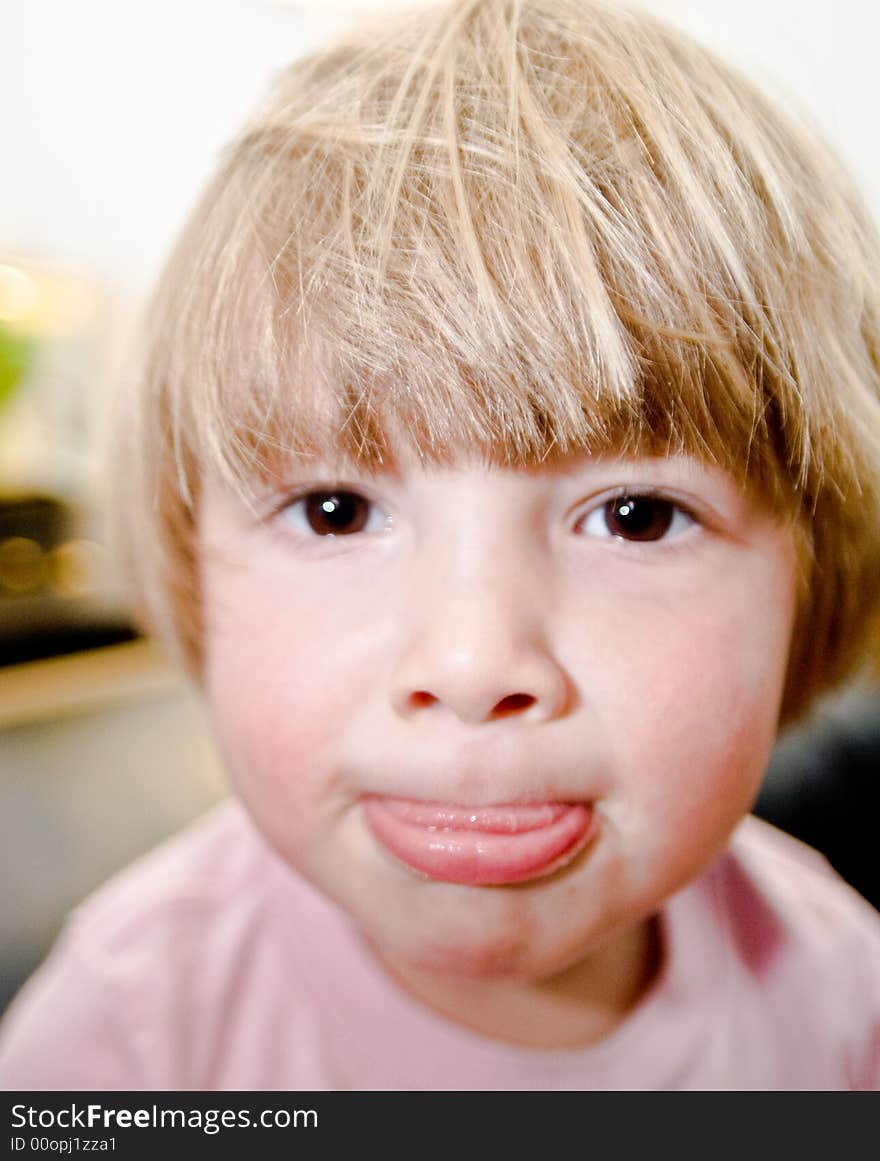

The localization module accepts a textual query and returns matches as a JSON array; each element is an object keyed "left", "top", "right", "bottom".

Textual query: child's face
[{"left": 199, "top": 450, "right": 798, "bottom": 988}]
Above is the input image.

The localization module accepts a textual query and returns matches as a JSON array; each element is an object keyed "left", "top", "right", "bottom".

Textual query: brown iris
[
  {"left": 303, "top": 492, "right": 371, "bottom": 535},
  {"left": 604, "top": 496, "right": 675, "bottom": 541}
]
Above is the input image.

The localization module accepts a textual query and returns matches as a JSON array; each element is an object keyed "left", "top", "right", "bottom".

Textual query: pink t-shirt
[{"left": 1, "top": 802, "right": 878, "bottom": 1090}]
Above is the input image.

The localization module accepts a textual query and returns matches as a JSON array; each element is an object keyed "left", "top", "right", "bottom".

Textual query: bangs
[{"left": 146, "top": 0, "right": 878, "bottom": 517}]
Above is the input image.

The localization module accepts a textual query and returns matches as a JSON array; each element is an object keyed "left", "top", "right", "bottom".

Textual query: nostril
[
  {"left": 410, "top": 691, "right": 437, "bottom": 710},
  {"left": 491, "top": 693, "right": 536, "bottom": 718},
  {"left": 405, "top": 690, "right": 536, "bottom": 718}
]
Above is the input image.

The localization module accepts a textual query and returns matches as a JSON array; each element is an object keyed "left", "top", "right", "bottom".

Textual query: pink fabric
[{"left": 1, "top": 802, "right": 878, "bottom": 1090}]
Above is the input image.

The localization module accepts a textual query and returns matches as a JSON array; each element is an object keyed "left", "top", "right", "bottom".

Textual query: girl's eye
[
  {"left": 281, "top": 490, "right": 388, "bottom": 537},
  {"left": 577, "top": 494, "right": 696, "bottom": 542}
]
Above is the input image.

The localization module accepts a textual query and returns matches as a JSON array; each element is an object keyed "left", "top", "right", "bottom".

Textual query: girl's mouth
[{"left": 362, "top": 796, "right": 597, "bottom": 885}]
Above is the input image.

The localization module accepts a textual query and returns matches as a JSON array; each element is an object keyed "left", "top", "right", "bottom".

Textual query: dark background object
[
  {"left": 755, "top": 691, "right": 880, "bottom": 912},
  {"left": 0, "top": 493, "right": 137, "bottom": 666}
]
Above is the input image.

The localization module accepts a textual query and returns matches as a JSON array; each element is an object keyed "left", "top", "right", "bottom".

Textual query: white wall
[
  {"left": 2, "top": 0, "right": 878, "bottom": 298},
  {"left": 2, "top": 1, "right": 331, "bottom": 295}
]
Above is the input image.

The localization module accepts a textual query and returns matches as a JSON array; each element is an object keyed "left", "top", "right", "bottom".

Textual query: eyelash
[{"left": 274, "top": 487, "right": 701, "bottom": 546}]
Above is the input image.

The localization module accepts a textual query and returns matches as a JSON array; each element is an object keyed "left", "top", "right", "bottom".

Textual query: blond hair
[{"left": 116, "top": 0, "right": 880, "bottom": 723}]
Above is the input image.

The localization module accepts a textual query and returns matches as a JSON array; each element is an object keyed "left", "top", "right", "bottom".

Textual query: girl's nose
[{"left": 388, "top": 561, "right": 571, "bottom": 727}]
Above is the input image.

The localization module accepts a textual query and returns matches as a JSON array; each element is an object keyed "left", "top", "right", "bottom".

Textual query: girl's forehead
[{"left": 260, "top": 442, "right": 749, "bottom": 502}]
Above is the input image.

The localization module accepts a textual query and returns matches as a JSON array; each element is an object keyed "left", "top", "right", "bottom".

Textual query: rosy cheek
[
  {"left": 642, "top": 619, "right": 786, "bottom": 818},
  {"left": 203, "top": 617, "right": 331, "bottom": 819}
]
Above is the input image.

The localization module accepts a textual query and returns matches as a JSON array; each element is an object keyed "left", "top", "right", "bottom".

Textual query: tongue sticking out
[{"left": 363, "top": 797, "right": 596, "bottom": 885}]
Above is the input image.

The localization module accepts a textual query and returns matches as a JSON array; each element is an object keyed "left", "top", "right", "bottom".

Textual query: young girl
[{"left": 2, "top": 0, "right": 879, "bottom": 1090}]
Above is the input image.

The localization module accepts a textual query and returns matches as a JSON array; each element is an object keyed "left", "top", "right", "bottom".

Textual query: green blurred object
[{"left": 0, "top": 323, "right": 35, "bottom": 412}]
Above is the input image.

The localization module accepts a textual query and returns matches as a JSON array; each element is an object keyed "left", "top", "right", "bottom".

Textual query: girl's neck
[{"left": 377, "top": 917, "right": 663, "bottom": 1051}]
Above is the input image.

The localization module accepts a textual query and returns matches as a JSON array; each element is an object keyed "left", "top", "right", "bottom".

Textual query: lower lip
[{"left": 362, "top": 797, "right": 596, "bottom": 885}]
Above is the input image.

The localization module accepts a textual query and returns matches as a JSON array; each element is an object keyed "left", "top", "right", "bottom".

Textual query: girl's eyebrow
[
  {"left": 554, "top": 452, "right": 711, "bottom": 483},
  {"left": 262, "top": 454, "right": 399, "bottom": 490}
]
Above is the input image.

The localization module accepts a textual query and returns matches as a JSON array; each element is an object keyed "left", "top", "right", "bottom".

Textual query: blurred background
[{"left": 2, "top": 0, "right": 879, "bottom": 1016}]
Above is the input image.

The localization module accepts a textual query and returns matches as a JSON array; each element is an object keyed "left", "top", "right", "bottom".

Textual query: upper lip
[
  {"left": 345, "top": 734, "right": 602, "bottom": 806},
  {"left": 352, "top": 766, "right": 599, "bottom": 809},
  {"left": 365, "top": 794, "right": 584, "bottom": 808}
]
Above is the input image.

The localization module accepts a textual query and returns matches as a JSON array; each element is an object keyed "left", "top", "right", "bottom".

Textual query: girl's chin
[{"left": 364, "top": 920, "right": 586, "bottom": 986}]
